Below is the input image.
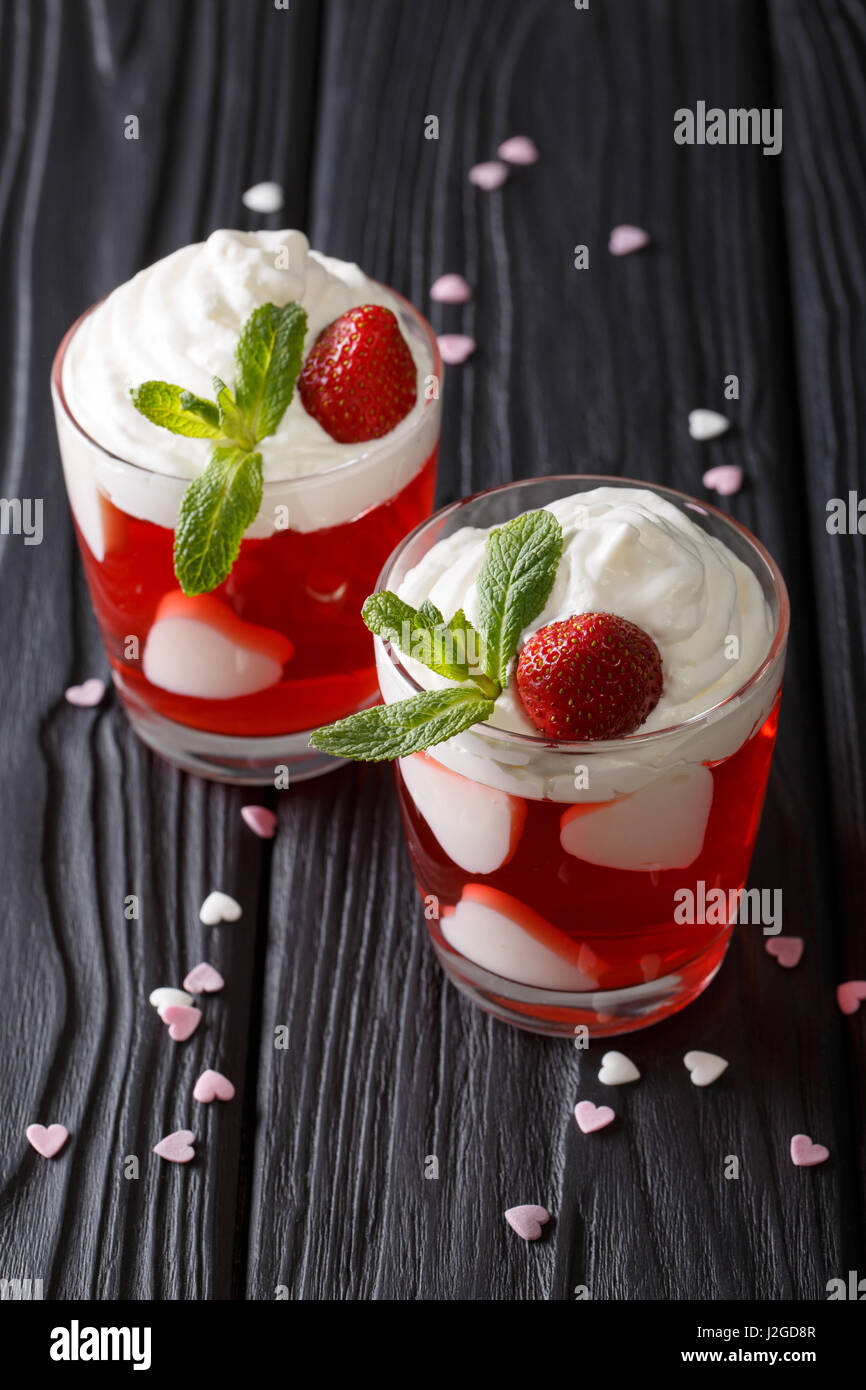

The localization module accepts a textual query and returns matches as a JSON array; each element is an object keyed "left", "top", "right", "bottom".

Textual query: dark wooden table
[{"left": 0, "top": 0, "right": 863, "bottom": 1302}]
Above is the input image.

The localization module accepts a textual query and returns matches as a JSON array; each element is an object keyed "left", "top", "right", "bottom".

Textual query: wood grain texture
[
  {"left": 0, "top": 0, "right": 319, "bottom": 1298},
  {"left": 768, "top": 0, "right": 866, "bottom": 1240},
  {"left": 0, "top": 0, "right": 862, "bottom": 1302}
]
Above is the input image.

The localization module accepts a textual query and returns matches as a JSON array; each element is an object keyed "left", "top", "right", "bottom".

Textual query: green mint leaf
[
  {"left": 309, "top": 686, "right": 496, "bottom": 761},
  {"left": 173, "top": 446, "right": 263, "bottom": 595},
  {"left": 417, "top": 598, "right": 444, "bottom": 627},
  {"left": 476, "top": 509, "right": 563, "bottom": 686},
  {"left": 130, "top": 381, "right": 223, "bottom": 439},
  {"left": 212, "top": 376, "right": 252, "bottom": 447},
  {"left": 448, "top": 608, "right": 498, "bottom": 697},
  {"left": 234, "top": 301, "right": 308, "bottom": 441},
  {"left": 361, "top": 591, "right": 484, "bottom": 685},
  {"left": 178, "top": 390, "right": 221, "bottom": 432}
]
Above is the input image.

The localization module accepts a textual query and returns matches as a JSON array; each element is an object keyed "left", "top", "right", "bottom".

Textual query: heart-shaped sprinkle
[
  {"left": 153, "top": 1130, "right": 195, "bottom": 1163},
  {"left": 437, "top": 334, "right": 476, "bottom": 365},
  {"left": 790, "top": 1133, "right": 829, "bottom": 1167},
  {"left": 765, "top": 936, "right": 804, "bottom": 968},
  {"left": 64, "top": 678, "right": 105, "bottom": 707},
  {"left": 689, "top": 409, "right": 731, "bottom": 442},
  {"left": 574, "top": 1100, "right": 615, "bottom": 1133},
  {"left": 241, "top": 180, "right": 284, "bottom": 213},
  {"left": 240, "top": 805, "right": 278, "bottom": 839},
  {"left": 199, "top": 891, "right": 242, "bottom": 925},
  {"left": 468, "top": 160, "right": 509, "bottom": 190},
  {"left": 497, "top": 135, "right": 540, "bottom": 165},
  {"left": 684, "top": 1050, "right": 728, "bottom": 1086},
  {"left": 149, "top": 987, "right": 194, "bottom": 1018},
  {"left": 193, "top": 1069, "right": 236, "bottom": 1104},
  {"left": 183, "top": 962, "right": 225, "bottom": 994},
  {"left": 162, "top": 1004, "right": 202, "bottom": 1042},
  {"left": 429, "top": 273, "right": 472, "bottom": 304},
  {"left": 598, "top": 1050, "right": 641, "bottom": 1085},
  {"left": 26, "top": 1123, "right": 69, "bottom": 1158},
  {"left": 702, "top": 464, "right": 743, "bottom": 496},
  {"left": 608, "top": 224, "right": 650, "bottom": 256},
  {"left": 504, "top": 1204, "right": 550, "bottom": 1240},
  {"left": 837, "top": 980, "right": 866, "bottom": 1015}
]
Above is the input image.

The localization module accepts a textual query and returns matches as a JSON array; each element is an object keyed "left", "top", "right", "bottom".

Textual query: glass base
[
  {"left": 118, "top": 683, "right": 346, "bottom": 784},
  {"left": 431, "top": 932, "right": 730, "bottom": 1038}
]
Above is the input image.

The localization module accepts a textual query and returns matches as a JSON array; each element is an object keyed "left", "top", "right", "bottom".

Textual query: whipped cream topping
[
  {"left": 378, "top": 487, "right": 781, "bottom": 802},
  {"left": 62, "top": 229, "right": 429, "bottom": 482},
  {"left": 397, "top": 487, "right": 774, "bottom": 734}
]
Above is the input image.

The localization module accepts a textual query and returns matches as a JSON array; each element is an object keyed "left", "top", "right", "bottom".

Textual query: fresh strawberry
[
  {"left": 298, "top": 304, "right": 417, "bottom": 444},
  {"left": 516, "top": 612, "right": 663, "bottom": 740}
]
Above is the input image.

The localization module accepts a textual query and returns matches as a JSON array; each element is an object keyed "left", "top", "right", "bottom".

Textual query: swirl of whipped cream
[
  {"left": 62, "top": 228, "right": 429, "bottom": 482},
  {"left": 398, "top": 487, "right": 773, "bottom": 733},
  {"left": 381, "top": 487, "right": 779, "bottom": 800}
]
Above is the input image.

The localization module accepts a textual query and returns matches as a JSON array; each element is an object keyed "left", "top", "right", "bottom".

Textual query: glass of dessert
[
  {"left": 52, "top": 229, "right": 441, "bottom": 782},
  {"left": 312, "top": 476, "right": 789, "bottom": 1037}
]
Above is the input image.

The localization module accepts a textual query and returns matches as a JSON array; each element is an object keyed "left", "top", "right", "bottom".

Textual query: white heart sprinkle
[
  {"left": 598, "top": 1050, "right": 641, "bottom": 1086},
  {"left": 148, "top": 987, "right": 194, "bottom": 1019},
  {"left": 241, "top": 181, "right": 284, "bottom": 213},
  {"left": 688, "top": 409, "right": 730, "bottom": 441},
  {"left": 199, "top": 891, "right": 242, "bottom": 925},
  {"left": 684, "top": 1050, "right": 729, "bottom": 1087}
]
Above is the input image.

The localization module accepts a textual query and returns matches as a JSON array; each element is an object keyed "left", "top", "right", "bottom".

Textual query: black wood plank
[
  {"left": 768, "top": 0, "right": 866, "bottom": 1258},
  {"left": 245, "top": 0, "right": 860, "bottom": 1299},
  {"left": 0, "top": 0, "right": 321, "bottom": 1297}
]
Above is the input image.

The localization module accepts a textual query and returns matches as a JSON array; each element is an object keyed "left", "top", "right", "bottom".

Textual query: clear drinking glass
[
  {"left": 52, "top": 291, "right": 442, "bottom": 783},
  {"left": 376, "top": 476, "right": 789, "bottom": 1037}
]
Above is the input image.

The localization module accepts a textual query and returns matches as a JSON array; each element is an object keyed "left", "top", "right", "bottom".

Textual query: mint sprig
[
  {"left": 476, "top": 508, "right": 563, "bottom": 686},
  {"left": 130, "top": 382, "right": 223, "bottom": 439},
  {"left": 309, "top": 509, "right": 563, "bottom": 761},
  {"left": 131, "top": 301, "right": 308, "bottom": 595},
  {"left": 309, "top": 686, "right": 496, "bottom": 761},
  {"left": 360, "top": 591, "right": 496, "bottom": 694},
  {"left": 173, "top": 446, "right": 263, "bottom": 597}
]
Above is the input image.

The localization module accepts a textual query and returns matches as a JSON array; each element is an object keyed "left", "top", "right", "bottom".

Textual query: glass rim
[
  {"left": 375, "top": 473, "right": 790, "bottom": 753},
  {"left": 50, "top": 282, "right": 442, "bottom": 492}
]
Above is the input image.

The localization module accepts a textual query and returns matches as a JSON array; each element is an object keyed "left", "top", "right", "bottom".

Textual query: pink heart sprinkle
[
  {"left": 64, "top": 678, "right": 105, "bottom": 707},
  {"left": 183, "top": 961, "right": 224, "bottom": 994},
  {"left": 497, "top": 135, "right": 539, "bottom": 165},
  {"left": 702, "top": 465, "right": 743, "bottom": 496},
  {"left": 193, "top": 1069, "right": 236, "bottom": 1104},
  {"left": 574, "top": 1100, "right": 616, "bottom": 1134},
  {"left": 765, "top": 936, "right": 804, "bottom": 968},
  {"left": 608, "top": 224, "right": 650, "bottom": 256},
  {"left": 468, "top": 160, "right": 509, "bottom": 191},
  {"left": 437, "top": 333, "right": 476, "bottom": 365},
  {"left": 836, "top": 980, "right": 866, "bottom": 1015},
  {"left": 429, "top": 273, "right": 472, "bottom": 304},
  {"left": 504, "top": 1204, "right": 550, "bottom": 1241},
  {"left": 162, "top": 1004, "right": 202, "bottom": 1042},
  {"left": 26, "top": 1123, "right": 69, "bottom": 1158},
  {"left": 240, "top": 805, "right": 278, "bottom": 839},
  {"left": 790, "top": 1133, "right": 829, "bottom": 1167},
  {"left": 153, "top": 1130, "right": 195, "bottom": 1163}
]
